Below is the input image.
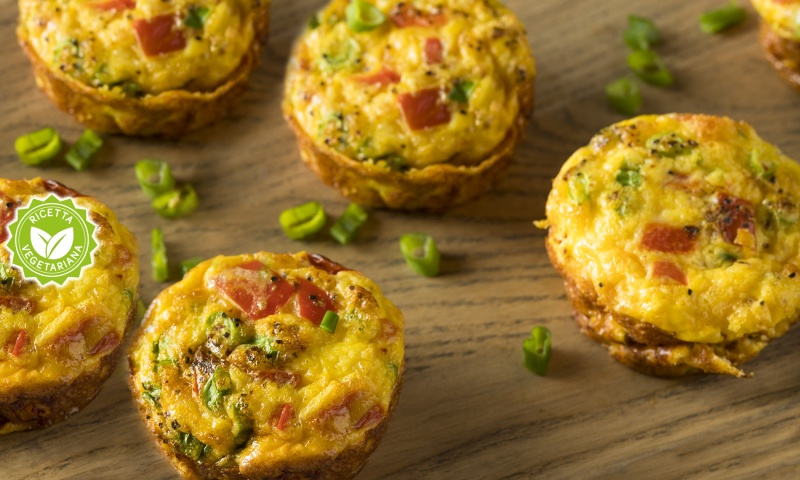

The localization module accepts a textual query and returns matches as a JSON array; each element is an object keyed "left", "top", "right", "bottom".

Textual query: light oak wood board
[{"left": 2, "top": 0, "right": 800, "bottom": 478}]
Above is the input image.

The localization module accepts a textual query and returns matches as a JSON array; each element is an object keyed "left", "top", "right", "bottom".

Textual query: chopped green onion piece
[
  {"left": 605, "top": 77, "right": 641, "bottom": 115},
  {"left": 627, "top": 49, "right": 674, "bottom": 87},
  {"left": 136, "top": 299, "right": 147, "bottom": 322},
  {"left": 184, "top": 6, "right": 211, "bottom": 29},
  {"left": 616, "top": 165, "right": 642, "bottom": 187},
  {"left": 748, "top": 149, "right": 776, "bottom": 181},
  {"left": 331, "top": 203, "right": 368, "bottom": 244},
  {"left": 449, "top": 80, "right": 476, "bottom": 104},
  {"left": 321, "top": 37, "right": 361, "bottom": 71},
  {"left": 645, "top": 132, "right": 693, "bottom": 157},
  {"left": 65, "top": 129, "right": 103, "bottom": 171},
  {"left": 308, "top": 13, "right": 321, "bottom": 29},
  {"left": 141, "top": 381, "right": 162, "bottom": 408},
  {"left": 135, "top": 159, "right": 176, "bottom": 199},
  {"left": 151, "top": 184, "right": 199, "bottom": 219},
  {"left": 399, "top": 233, "right": 440, "bottom": 277},
  {"left": 699, "top": 2, "right": 746, "bottom": 34},
  {"left": 523, "top": 326, "right": 552, "bottom": 376},
  {"left": 568, "top": 173, "right": 589, "bottom": 204},
  {"left": 320, "top": 310, "right": 339, "bottom": 334},
  {"left": 345, "top": 0, "right": 386, "bottom": 32},
  {"left": 151, "top": 228, "right": 168, "bottom": 282},
  {"left": 280, "top": 201, "right": 327, "bottom": 240},
  {"left": 624, "top": 15, "right": 661, "bottom": 50},
  {"left": 181, "top": 257, "right": 204, "bottom": 276},
  {"left": 0, "top": 263, "right": 15, "bottom": 288},
  {"left": 207, "top": 312, "right": 251, "bottom": 353},
  {"left": 177, "top": 432, "right": 208, "bottom": 461},
  {"left": 201, "top": 367, "right": 232, "bottom": 412},
  {"left": 15, "top": 127, "right": 62, "bottom": 166}
]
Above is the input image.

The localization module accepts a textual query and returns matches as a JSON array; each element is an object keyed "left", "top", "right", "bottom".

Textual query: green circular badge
[{"left": 7, "top": 194, "right": 98, "bottom": 286}]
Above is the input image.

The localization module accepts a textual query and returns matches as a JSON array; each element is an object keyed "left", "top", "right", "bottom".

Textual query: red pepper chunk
[
  {"left": 0, "top": 191, "right": 16, "bottom": 244},
  {"left": 88, "top": 332, "right": 120, "bottom": 355},
  {"left": 650, "top": 261, "right": 687, "bottom": 285},
  {"left": 0, "top": 296, "right": 36, "bottom": 314},
  {"left": 398, "top": 88, "right": 451, "bottom": 130},
  {"left": 424, "top": 38, "right": 443, "bottom": 64},
  {"left": 390, "top": 4, "right": 447, "bottom": 28},
  {"left": 308, "top": 253, "right": 350, "bottom": 275},
  {"left": 11, "top": 329, "right": 28, "bottom": 357},
  {"left": 276, "top": 403, "right": 294, "bottom": 431},
  {"left": 641, "top": 223, "right": 698, "bottom": 253},
  {"left": 715, "top": 193, "right": 756, "bottom": 245},
  {"left": 91, "top": 0, "right": 135, "bottom": 11},
  {"left": 296, "top": 278, "right": 335, "bottom": 326},
  {"left": 353, "top": 68, "right": 401, "bottom": 86},
  {"left": 134, "top": 15, "right": 186, "bottom": 56},
  {"left": 213, "top": 263, "right": 294, "bottom": 320}
]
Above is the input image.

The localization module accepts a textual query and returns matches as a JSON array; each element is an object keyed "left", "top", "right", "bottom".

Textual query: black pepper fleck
[{"left": 688, "top": 289, "right": 693, "bottom": 296}]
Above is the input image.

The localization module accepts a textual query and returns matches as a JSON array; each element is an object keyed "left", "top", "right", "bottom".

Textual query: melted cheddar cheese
[
  {"left": 543, "top": 114, "right": 800, "bottom": 344},
  {"left": 752, "top": 0, "right": 800, "bottom": 40},
  {"left": 128, "top": 252, "right": 404, "bottom": 476},
  {"left": 18, "top": 0, "right": 260, "bottom": 94},
  {"left": 283, "top": 0, "right": 535, "bottom": 169}
]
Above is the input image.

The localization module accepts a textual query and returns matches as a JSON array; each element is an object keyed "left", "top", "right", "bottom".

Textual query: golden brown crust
[
  {"left": 285, "top": 77, "right": 534, "bottom": 211},
  {"left": 0, "top": 301, "right": 136, "bottom": 434},
  {"left": 759, "top": 20, "right": 800, "bottom": 93},
  {"left": 16, "top": 6, "right": 270, "bottom": 137}
]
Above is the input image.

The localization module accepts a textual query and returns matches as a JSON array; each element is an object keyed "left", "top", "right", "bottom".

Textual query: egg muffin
[
  {"left": 128, "top": 252, "right": 404, "bottom": 479},
  {"left": 0, "top": 177, "right": 139, "bottom": 433},
  {"left": 283, "top": 0, "right": 535, "bottom": 210},
  {"left": 539, "top": 114, "right": 800, "bottom": 377},
  {"left": 17, "top": 0, "right": 270, "bottom": 137},
  {"left": 752, "top": 0, "right": 800, "bottom": 92}
]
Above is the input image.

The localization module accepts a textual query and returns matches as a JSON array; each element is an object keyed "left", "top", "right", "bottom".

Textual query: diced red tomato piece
[
  {"left": 239, "top": 260, "right": 266, "bottom": 271},
  {"left": 296, "top": 278, "right": 335, "bottom": 326},
  {"left": 11, "top": 329, "right": 28, "bottom": 357},
  {"left": 641, "top": 223, "right": 698, "bottom": 253},
  {"left": 424, "top": 37, "right": 443, "bottom": 64},
  {"left": 276, "top": 403, "right": 294, "bottom": 431},
  {"left": 354, "top": 405, "right": 384, "bottom": 429},
  {"left": 88, "top": 332, "right": 120, "bottom": 355},
  {"left": 650, "top": 261, "right": 688, "bottom": 285},
  {"left": 0, "top": 296, "right": 35, "bottom": 314},
  {"left": 134, "top": 14, "right": 186, "bottom": 56},
  {"left": 715, "top": 193, "right": 756, "bottom": 245},
  {"left": 213, "top": 265, "right": 294, "bottom": 320},
  {"left": 398, "top": 88, "right": 451, "bottom": 130},
  {"left": 91, "top": 0, "right": 135, "bottom": 11},
  {"left": 390, "top": 4, "right": 447, "bottom": 28},
  {"left": 0, "top": 191, "right": 16, "bottom": 244},
  {"left": 308, "top": 253, "right": 350, "bottom": 275},
  {"left": 353, "top": 68, "right": 401, "bottom": 86}
]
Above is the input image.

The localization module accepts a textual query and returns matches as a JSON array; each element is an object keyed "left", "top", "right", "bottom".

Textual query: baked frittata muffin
[
  {"left": 752, "top": 0, "right": 800, "bottom": 92},
  {"left": 0, "top": 177, "right": 139, "bottom": 433},
  {"left": 283, "top": 0, "right": 535, "bottom": 210},
  {"left": 129, "top": 252, "right": 404, "bottom": 479},
  {"left": 17, "top": 0, "right": 270, "bottom": 136},
  {"left": 540, "top": 114, "right": 800, "bottom": 377}
]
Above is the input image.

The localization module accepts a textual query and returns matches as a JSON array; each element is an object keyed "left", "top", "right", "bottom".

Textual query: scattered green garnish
[
  {"left": 135, "top": 160, "right": 176, "bottom": 199},
  {"left": 280, "top": 201, "right": 327, "bottom": 240},
  {"left": 180, "top": 257, "right": 204, "bottom": 276},
  {"left": 523, "top": 326, "right": 552, "bottom": 376},
  {"left": 15, "top": 127, "right": 62, "bottom": 166},
  {"left": 449, "top": 80, "right": 476, "bottom": 104},
  {"left": 399, "top": 233, "right": 440, "bottom": 277},
  {"left": 308, "top": 13, "right": 321, "bottom": 29},
  {"left": 616, "top": 165, "right": 642, "bottom": 187},
  {"left": 627, "top": 49, "right": 674, "bottom": 87},
  {"left": 202, "top": 367, "right": 232, "bottom": 412},
  {"left": 331, "top": 203, "right": 368, "bottom": 244},
  {"left": 624, "top": 15, "right": 661, "bottom": 50},
  {"left": 151, "top": 228, "right": 168, "bottom": 282},
  {"left": 345, "top": 0, "right": 386, "bottom": 32},
  {"left": 645, "top": 132, "right": 693, "bottom": 157},
  {"left": 320, "top": 310, "right": 340, "bottom": 334},
  {"left": 321, "top": 37, "right": 361, "bottom": 71},
  {"left": 699, "top": 2, "right": 746, "bottom": 34},
  {"left": 141, "top": 381, "right": 162, "bottom": 408},
  {"left": 568, "top": 173, "right": 590, "bottom": 204},
  {"left": 605, "top": 76, "right": 641, "bottom": 115},
  {"left": 177, "top": 432, "right": 209, "bottom": 461},
  {"left": 151, "top": 184, "right": 199, "bottom": 219},
  {"left": 65, "top": 129, "right": 102, "bottom": 171},
  {"left": 184, "top": 6, "right": 211, "bottom": 29}
]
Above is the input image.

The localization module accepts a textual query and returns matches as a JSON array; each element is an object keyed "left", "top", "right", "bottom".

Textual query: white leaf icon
[
  {"left": 31, "top": 227, "right": 51, "bottom": 258},
  {"left": 45, "top": 228, "right": 73, "bottom": 260}
]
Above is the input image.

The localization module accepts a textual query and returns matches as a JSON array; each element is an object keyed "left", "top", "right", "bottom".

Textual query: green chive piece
[
  {"left": 141, "top": 381, "right": 162, "bottom": 408},
  {"left": 449, "top": 80, "right": 475, "bottom": 104},
  {"left": 616, "top": 165, "right": 642, "bottom": 187},
  {"left": 135, "top": 160, "right": 176, "bottom": 199},
  {"left": 321, "top": 37, "right": 361, "bottom": 71},
  {"left": 568, "top": 173, "right": 590, "bottom": 204},
  {"left": 645, "top": 132, "right": 694, "bottom": 157},
  {"left": 181, "top": 257, "right": 204, "bottom": 276},
  {"left": 201, "top": 367, "right": 232, "bottom": 412},
  {"left": 136, "top": 300, "right": 147, "bottom": 322},
  {"left": 748, "top": 149, "right": 776, "bottom": 181},
  {"left": 151, "top": 184, "right": 199, "bottom": 219},
  {"left": 15, "top": 127, "right": 62, "bottom": 166},
  {"left": 184, "top": 6, "right": 211, "bottom": 29},
  {"left": 151, "top": 228, "right": 168, "bottom": 282},
  {"left": 523, "top": 326, "right": 552, "bottom": 376},
  {"left": 331, "top": 203, "right": 368, "bottom": 244},
  {"left": 320, "top": 310, "right": 340, "bottom": 334},
  {"left": 399, "top": 233, "right": 440, "bottom": 277},
  {"left": 624, "top": 15, "right": 661, "bottom": 50},
  {"left": 699, "top": 2, "right": 746, "bottom": 34},
  {"left": 605, "top": 77, "right": 641, "bottom": 115},
  {"left": 0, "top": 263, "right": 15, "bottom": 288},
  {"left": 345, "top": 0, "right": 386, "bottom": 32},
  {"left": 177, "top": 432, "right": 208, "bottom": 461},
  {"left": 280, "top": 201, "right": 327, "bottom": 240},
  {"left": 308, "top": 13, "right": 321, "bottom": 29},
  {"left": 627, "top": 49, "right": 674, "bottom": 87},
  {"left": 65, "top": 129, "right": 103, "bottom": 171},
  {"left": 207, "top": 312, "right": 251, "bottom": 353}
]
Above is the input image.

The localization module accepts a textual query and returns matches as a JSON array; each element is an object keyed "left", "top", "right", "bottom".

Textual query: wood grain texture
[{"left": 2, "top": 0, "right": 800, "bottom": 478}]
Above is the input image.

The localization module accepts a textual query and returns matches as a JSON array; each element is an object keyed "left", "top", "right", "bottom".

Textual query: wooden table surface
[{"left": 2, "top": 0, "right": 800, "bottom": 478}]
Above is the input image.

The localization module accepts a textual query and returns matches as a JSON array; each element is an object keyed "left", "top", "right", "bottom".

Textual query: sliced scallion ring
[
  {"left": 627, "top": 49, "right": 674, "bottom": 87},
  {"left": 523, "top": 326, "right": 552, "bottom": 376},
  {"left": 65, "top": 129, "right": 103, "bottom": 171},
  {"left": 330, "top": 203, "right": 367, "bottom": 244},
  {"left": 399, "top": 233, "right": 440, "bottom": 277},
  {"left": 699, "top": 2, "right": 747, "bottom": 34},
  {"left": 14, "top": 127, "right": 62, "bottom": 166},
  {"left": 320, "top": 310, "right": 339, "bottom": 334},
  {"left": 151, "top": 228, "right": 168, "bottom": 282},
  {"left": 345, "top": 0, "right": 386, "bottom": 33},
  {"left": 605, "top": 76, "right": 641, "bottom": 115},
  {"left": 151, "top": 184, "right": 199, "bottom": 219},
  {"left": 321, "top": 37, "right": 361, "bottom": 71},
  {"left": 280, "top": 201, "right": 327, "bottom": 240},
  {"left": 135, "top": 160, "right": 176, "bottom": 199}
]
